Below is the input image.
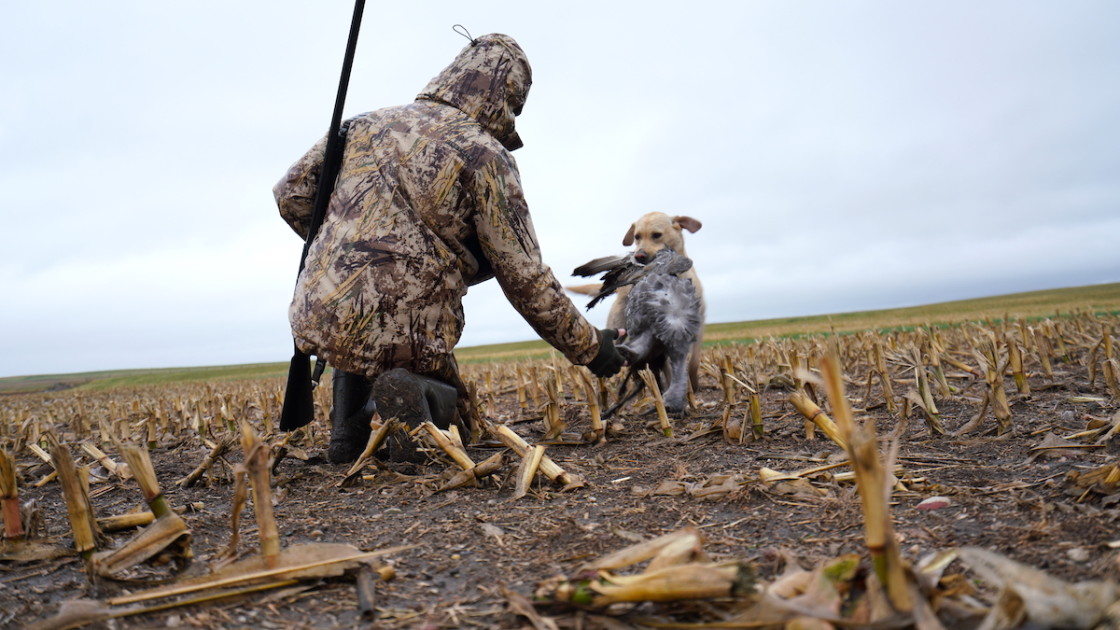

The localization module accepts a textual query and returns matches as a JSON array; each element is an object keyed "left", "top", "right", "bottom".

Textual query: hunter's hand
[{"left": 586, "top": 328, "right": 626, "bottom": 378}]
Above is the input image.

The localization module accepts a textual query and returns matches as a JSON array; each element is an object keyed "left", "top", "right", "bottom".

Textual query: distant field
[
  {"left": 0, "top": 364, "right": 292, "bottom": 395},
  {"left": 702, "top": 281, "right": 1120, "bottom": 343},
  {"left": 2, "top": 281, "right": 1117, "bottom": 394},
  {"left": 459, "top": 281, "right": 1120, "bottom": 360}
]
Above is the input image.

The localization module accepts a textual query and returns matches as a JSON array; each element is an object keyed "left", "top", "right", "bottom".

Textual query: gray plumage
[{"left": 573, "top": 250, "right": 702, "bottom": 416}]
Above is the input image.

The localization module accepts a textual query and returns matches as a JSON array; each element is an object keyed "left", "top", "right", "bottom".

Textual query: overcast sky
[{"left": 2, "top": 1, "right": 1118, "bottom": 378}]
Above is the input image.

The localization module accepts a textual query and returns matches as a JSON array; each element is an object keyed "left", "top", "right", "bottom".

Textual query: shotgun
[{"left": 279, "top": 0, "right": 366, "bottom": 431}]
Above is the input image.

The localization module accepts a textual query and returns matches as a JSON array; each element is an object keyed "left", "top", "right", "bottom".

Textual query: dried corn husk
[
  {"left": 91, "top": 511, "right": 191, "bottom": 578},
  {"left": 34, "top": 543, "right": 415, "bottom": 630},
  {"left": 542, "top": 561, "right": 752, "bottom": 608},
  {"left": 540, "top": 527, "right": 753, "bottom": 610},
  {"left": 956, "top": 546, "right": 1119, "bottom": 629}
]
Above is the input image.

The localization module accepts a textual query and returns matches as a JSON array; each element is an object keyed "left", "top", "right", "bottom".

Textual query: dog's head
[{"left": 622, "top": 212, "right": 702, "bottom": 264}]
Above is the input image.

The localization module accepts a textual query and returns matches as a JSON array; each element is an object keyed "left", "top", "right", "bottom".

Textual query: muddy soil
[{"left": 2, "top": 354, "right": 1118, "bottom": 629}]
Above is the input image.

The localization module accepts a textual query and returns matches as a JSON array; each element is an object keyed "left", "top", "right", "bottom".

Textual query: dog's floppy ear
[
  {"left": 622, "top": 223, "right": 637, "bottom": 246},
  {"left": 673, "top": 216, "right": 702, "bottom": 233}
]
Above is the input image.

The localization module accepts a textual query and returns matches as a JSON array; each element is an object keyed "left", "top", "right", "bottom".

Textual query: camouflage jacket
[{"left": 274, "top": 34, "right": 599, "bottom": 379}]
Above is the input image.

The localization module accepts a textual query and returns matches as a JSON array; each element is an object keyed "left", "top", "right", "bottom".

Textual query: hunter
[{"left": 275, "top": 33, "right": 624, "bottom": 463}]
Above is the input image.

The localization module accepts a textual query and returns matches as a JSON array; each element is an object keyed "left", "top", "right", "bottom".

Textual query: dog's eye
[{"left": 651, "top": 232, "right": 662, "bottom": 240}]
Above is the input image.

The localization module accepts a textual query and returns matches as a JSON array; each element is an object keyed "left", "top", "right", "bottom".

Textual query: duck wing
[{"left": 572, "top": 254, "right": 648, "bottom": 309}]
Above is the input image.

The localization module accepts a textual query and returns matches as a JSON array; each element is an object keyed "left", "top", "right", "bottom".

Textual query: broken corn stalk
[
  {"left": 492, "top": 425, "right": 584, "bottom": 489},
  {"left": 750, "top": 394, "right": 763, "bottom": 439},
  {"left": 542, "top": 561, "right": 752, "bottom": 609},
  {"left": 27, "top": 443, "right": 58, "bottom": 487},
  {"left": 720, "top": 355, "right": 736, "bottom": 406},
  {"left": 92, "top": 443, "right": 192, "bottom": 578},
  {"left": 98, "top": 511, "right": 156, "bottom": 532},
  {"left": 1032, "top": 327, "right": 1055, "bottom": 379},
  {"left": 47, "top": 434, "right": 102, "bottom": 560},
  {"left": 177, "top": 436, "right": 235, "bottom": 488},
  {"left": 0, "top": 449, "right": 24, "bottom": 541},
  {"left": 581, "top": 527, "right": 706, "bottom": 572},
  {"left": 637, "top": 368, "right": 672, "bottom": 437},
  {"left": 240, "top": 421, "right": 280, "bottom": 567},
  {"left": 975, "top": 336, "right": 1013, "bottom": 433},
  {"left": 1007, "top": 332, "right": 1030, "bottom": 395},
  {"left": 1104, "top": 332, "right": 1120, "bottom": 400},
  {"left": 869, "top": 333, "right": 898, "bottom": 413},
  {"left": 541, "top": 374, "right": 565, "bottom": 441},
  {"left": 512, "top": 445, "right": 546, "bottom": 501},
  {"left": 515, "top": 366, "right": 528, "bottom": 412},
  {"left": 420, "top": 422, "right": 475, "bottom": 472},
  {"left": 577, "top": 370, "right": 604, "bottom": 442},
  {"left": 914, "top": 350, "right": 944, "bottom": 435},
  {"left": 819, "top": 353, "right": 911, "bottom": 613},
  {"left": 106, "top": 543, "right": 416, "bottom": 607},
  {"left": 81, "top": 442, "right": 130, "bottom": 481},
  {"left": 119, "top": 444, "right": 171, "bottom": 518},
  {"left": 788, "top": 392, "right": 847, "bottom": 450},
  {"left": 342, "top": 416, "right": 398, "bottom": 480},
  {"left": 925, "top": 328, "right": 953, "bottom": 395},
  {"left": 92, "top": 510, "right": 192, "bottom": 578},
  {"left": 28, "top": 579, "right": 302, "bottom": 630},
  {"left": 438, "top": 452, "right": 504, "bottom": 492}
]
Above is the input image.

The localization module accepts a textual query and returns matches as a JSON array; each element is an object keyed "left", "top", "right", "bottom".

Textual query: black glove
[{"left": 586, "top": 328, "right": 625, "bottom": 378}]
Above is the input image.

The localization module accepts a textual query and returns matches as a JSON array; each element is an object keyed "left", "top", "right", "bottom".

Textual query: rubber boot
[
  {"left": 327, "top": 370, "right": 376, "bottom": 464},
  {"left": 372, "top": 368, "right": 459, "bottom": 463}
]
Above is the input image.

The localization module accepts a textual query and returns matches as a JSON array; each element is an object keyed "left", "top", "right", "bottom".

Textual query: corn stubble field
[{"left": 2, "top": 288, "right": 1120, "bottom": 629}]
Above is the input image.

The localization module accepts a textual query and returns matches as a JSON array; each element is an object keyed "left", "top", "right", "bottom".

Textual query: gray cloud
[{"left": 2, "top": 1, "right": 1118, "bottom": 377}]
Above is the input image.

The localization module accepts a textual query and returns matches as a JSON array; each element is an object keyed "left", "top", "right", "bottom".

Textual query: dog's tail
[{"left": 565, "top": 282, "right": 603, "bottom": 296}]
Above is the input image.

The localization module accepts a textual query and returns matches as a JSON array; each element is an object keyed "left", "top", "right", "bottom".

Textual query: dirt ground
[{"left": 2, "top": 338, "right": 1119, "bottom": 629}]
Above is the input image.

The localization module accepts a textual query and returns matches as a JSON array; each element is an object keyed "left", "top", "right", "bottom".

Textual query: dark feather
[
  {"left": 571, "top": 251, "right": 693, "bottom": 310},
  {"left": 572, "top": 255, "right": 630, "bottom": 277}
]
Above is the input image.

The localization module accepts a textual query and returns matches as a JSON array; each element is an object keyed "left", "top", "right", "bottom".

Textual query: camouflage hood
[{"left": 417, "top": 33, "right": 531, "bottom": 151}]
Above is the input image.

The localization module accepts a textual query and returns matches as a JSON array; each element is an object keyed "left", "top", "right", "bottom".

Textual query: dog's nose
[{"left": 633, "top": 250, "right": 649, "bottom": 264}]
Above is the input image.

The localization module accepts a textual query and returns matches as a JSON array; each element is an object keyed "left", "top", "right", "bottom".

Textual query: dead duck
[{"left": 573, "top": 249, "right": 701, "bottom": 416}]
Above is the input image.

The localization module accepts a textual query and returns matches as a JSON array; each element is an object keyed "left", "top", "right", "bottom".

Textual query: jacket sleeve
[
  {"left": 273, "top": 134, "right": 329, "bottom": 240},
  {"left": 471, "top": 155, "right": 601, "bottom": 365}
]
